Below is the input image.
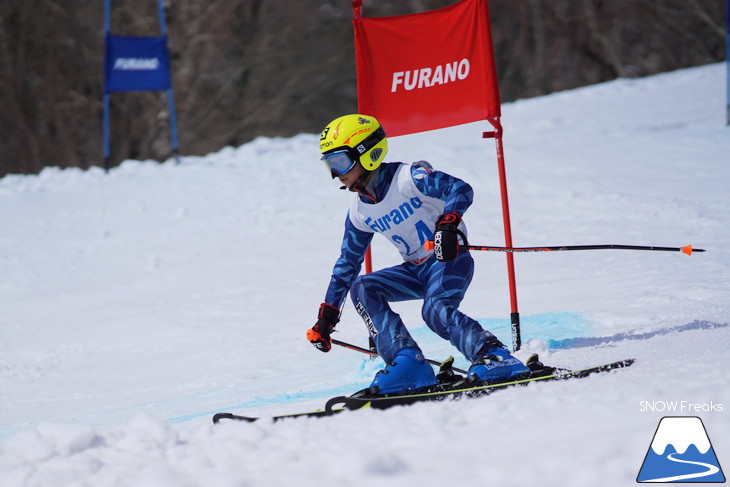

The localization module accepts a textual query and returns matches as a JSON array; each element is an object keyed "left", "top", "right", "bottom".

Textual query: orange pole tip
[
  {"left": 681, "top": 245, "right": 693, "bottom": 255},
  {"left": 424, "top": 240, "right": 434, "bottom": 251}
]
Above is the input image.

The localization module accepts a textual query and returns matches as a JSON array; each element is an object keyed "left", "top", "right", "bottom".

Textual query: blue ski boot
[
  {"left": 369, "top": 347, "right": 438, "bottom": 395},
  {"left": 467, "top": 344, "right": 531, "bottom": 383}
]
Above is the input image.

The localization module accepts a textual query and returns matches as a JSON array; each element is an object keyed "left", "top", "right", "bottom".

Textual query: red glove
[{"left": 306, "top": 303, "right": 339, "bottom": 352}]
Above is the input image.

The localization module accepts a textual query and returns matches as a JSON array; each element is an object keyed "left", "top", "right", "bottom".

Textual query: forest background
[{"left": 0, "top": 0, "right": 725, "bottom": 176}]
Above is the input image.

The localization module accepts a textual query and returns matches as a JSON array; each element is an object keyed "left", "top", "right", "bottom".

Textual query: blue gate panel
[{"left": 104, "top": 34, "right": 171, "bottom": 92}]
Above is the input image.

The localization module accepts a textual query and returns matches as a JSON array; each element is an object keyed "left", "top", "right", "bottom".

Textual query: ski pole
[
  {"left": 331, "top": 338, "right": 468, "bottom": 375},
  {"left": 425, "top": 241, "right": 705, "bottom": 255},
  {"left": 331, "top": 338, "right": 378, "bottom": 357}
]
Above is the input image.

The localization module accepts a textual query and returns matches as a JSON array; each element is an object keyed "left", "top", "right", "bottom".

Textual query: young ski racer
[{"left": 306, "top": 114, "right": 530, "bottom": 395}]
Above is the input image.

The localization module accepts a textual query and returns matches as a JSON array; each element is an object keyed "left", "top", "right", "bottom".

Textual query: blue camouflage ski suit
[{"left": 324, "top": 161, "right": 498, "bottom": 364}]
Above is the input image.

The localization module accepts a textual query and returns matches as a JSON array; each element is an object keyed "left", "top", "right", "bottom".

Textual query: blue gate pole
[
  {"left": 157, "top": 0, "right": 180, "bottom": 164},
  {"left": 103, "top": 0, "right": 112, "bottom": 170},
  {"left": 103, "top": 94, "right": 111, "bottom": 171},
  {"left": 166, "top": 91, "right": 181, "bottom": 164}
]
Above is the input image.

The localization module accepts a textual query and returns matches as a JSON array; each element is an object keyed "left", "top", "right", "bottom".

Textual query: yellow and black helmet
[{"left": 319, "top": 114, "right": 388, "bottom": 178}]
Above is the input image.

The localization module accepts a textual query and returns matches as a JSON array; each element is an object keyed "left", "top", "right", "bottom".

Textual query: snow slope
[{"left": 1, "top": 63, "right": 728, "bottom": 487}]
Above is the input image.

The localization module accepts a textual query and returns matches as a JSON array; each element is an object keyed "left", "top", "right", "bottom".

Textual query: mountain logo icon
[{"left": 637, "top": 416, "right": 725, "bottom": 483}]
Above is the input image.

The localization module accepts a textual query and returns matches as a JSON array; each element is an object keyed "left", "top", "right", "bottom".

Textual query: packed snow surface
[{"left": 1, "top": 64, "right": 728, "bottom": 486}]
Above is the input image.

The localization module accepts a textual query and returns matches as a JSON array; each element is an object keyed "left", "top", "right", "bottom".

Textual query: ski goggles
[
  {"left": 322, "top": 150, "right": 358, "bottom": 178},
  {"left": 321, "top": 127, "right": 385, "bottom": 178}
]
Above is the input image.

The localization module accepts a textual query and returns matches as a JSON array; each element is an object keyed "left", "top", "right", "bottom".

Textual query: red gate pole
[
  {"left": 484, "top": 115, "right": 521, "bottom": 351},
  {"left": 364, "top": 247, "right": 372, "bottom": 274}
]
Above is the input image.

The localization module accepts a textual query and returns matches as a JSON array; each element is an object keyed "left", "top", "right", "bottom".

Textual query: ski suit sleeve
[
  {"left": 411, "top": 162, "right": 474, "bottom": 215},
  {"left": 323, "top": 212, "right": 374, "bottom": 308}
]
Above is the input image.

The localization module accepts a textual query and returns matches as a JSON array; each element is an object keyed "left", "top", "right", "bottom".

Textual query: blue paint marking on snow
[
  {"left": 407, "top": 311, "right": 592, "bottom": 367},
  {"left": 547, "top": 320, "right": 728, "bottom": 350},
  {"left": 166, "top": 356, "right": 384, "bottom": 424},
  {"left": 476, "top": 311, "right": 593, "bottom": 347},
  {"left": 407, "top": 311, "right": 593, "bottom": 346}
]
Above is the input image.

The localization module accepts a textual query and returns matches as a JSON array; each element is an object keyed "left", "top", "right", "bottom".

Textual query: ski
[
  {"left": 324, "top": 357, "right": 635, "bottom": 412},
  {"left": 212, "top": 405, "right": 348, "bottom": 424},
  {"left": 212, "top": 357, "right": 634, "bottom": 424}
]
